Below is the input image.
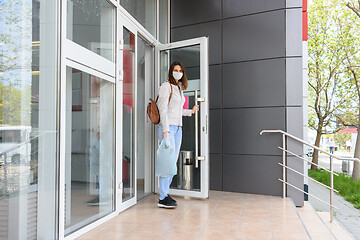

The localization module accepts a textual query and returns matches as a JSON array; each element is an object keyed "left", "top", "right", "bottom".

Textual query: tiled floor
[{"left": 77, "top": 191, "right": 310, "bottom": 240}]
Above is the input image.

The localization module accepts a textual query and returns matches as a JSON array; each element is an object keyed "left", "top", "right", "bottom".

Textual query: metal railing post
[
  {"left": 330, "top": 156, "right": 334, "bottom": 222},
  {"left": 260, "top": 129, "right": 360, "bottom": 222},
  {"left": 282, "top": 134, "right": 286, "bottom": 198}
]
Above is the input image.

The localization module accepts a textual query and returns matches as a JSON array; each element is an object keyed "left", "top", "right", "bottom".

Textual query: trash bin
[
  {"left": 177, "top": 151, "right": 194, "bottom": 190},
  {"left": 342, "top": 160, "right": 350, "bottom": 174}
]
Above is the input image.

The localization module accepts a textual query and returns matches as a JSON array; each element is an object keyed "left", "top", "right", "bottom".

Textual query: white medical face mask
[{"left": 172, "top": 71, "right": 183, "bottom": 81}]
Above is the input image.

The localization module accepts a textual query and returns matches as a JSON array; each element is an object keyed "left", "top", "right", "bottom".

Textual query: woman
[{"left": 157, "top": 61, "right": 199, "bottom": 208}]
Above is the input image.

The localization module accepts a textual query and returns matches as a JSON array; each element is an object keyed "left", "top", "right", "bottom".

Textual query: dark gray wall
[{"left": 171, "top": 0, "right": 304, "bottom": 206}]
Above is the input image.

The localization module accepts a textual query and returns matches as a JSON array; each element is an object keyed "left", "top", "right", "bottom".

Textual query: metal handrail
[
  {"left": 0, "top": 131, "right": 54, "bottom": 157},
  {"left": 278, "top": 147, "right": 339, "bottom": 176},
  {"left": 278, "top": 163, "right": 339, "bottom": 193},
  {"left": 260, "top": 129, "right": 360, "bottom": 163},
  {"left": 260, "top": 129, "right": 357, "bottom": 223}
]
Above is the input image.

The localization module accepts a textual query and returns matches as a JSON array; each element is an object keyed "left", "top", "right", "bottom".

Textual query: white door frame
[
  {"left": 117, "top": 13, "right": 138, "bottom": 212},
  {"left": 59, "top": 0, "right": 118, "bottom": 239},
  {"left": 154, "top": 36, "right": 209, "bottom": 199},
  {"left": 58, "top": 0, "right": 169, "bottom": 238}
]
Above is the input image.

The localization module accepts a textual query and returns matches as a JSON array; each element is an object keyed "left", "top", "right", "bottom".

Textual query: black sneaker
[
  {"left": 158, "top": 196, "right": 178, "bottom": 208},
  {"left": 167, "top": 194, "right": 177, "bottom": 204}
]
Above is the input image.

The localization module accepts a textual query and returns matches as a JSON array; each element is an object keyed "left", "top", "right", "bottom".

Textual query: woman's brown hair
[{"left": 168, "top": 61, "right": 188, "bottom": 90}]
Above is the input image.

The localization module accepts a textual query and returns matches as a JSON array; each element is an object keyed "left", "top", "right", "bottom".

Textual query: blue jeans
[{"left": 158, "top": 124, "right": 182, "bottom": 200}]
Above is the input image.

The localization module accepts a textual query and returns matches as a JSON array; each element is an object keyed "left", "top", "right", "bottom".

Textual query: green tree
[
  {"left": 337, "top": 1, "right": 360, "bottom": 180},
  {"left": 308, "top": 0, "right": 354, "bottom": 170},
  {"left": 346, "top": 0, "right": 360, "bottom": 17},
  {"left": 0, "top": 83, "right": 22, "bottom": 125},
  {"left": 0, "top": 0, "right": 32, "bottom": 126},
  {"left": 333, "top": 132, "right": 351, "bottom": 148}
]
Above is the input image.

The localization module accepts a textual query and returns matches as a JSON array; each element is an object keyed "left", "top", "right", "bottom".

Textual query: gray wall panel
[
  {"left": 170, "top": 0, "right": 304, "bottom": 201},
  {"left": 223, "top": 59, "right": 286, "bottom": 108},
  {"left": 223, "top": 108, "right": 285, "bottom": 155},
  {"left": 209, "top": 65, "right": 222, "bottom": 109},
  {"left": 223, "top": 0, "right": 285, "bottom": 18},
  {"left": 223, "top": 10, "right": 286, "bottom": 63},
  {"left": 286, "top": 9, "right": 303, "bottom": 56},
  {"left": 223, "top": 155, "right": 282, "bottom": 195},
  {"left": 287, "top": 156, "right": 304, "bottom": 206},
  {"left": 210, "top": 109, "right": 222, "bottom": 154},
  {"left": 171, "top": 0, "right": 221, "bottom": 28},
  {"left": 287, "top": 107, "right": 304, "bottom": 156},
  {"left": 171, "top": 21, "right": 222, "bottom": 65},
  {"left": 286, "top": 58, "right": 303, "bottom": 106},
  {"left": 210, "top": 154, "right": 222, "bottom": 190}
]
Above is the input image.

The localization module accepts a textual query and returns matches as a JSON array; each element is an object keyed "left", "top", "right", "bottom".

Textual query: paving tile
[
  {"left": 84, "top": 230, "right": 126, "bottom": 240},
  {"left": 96, "top": 222, "right": 138, "bottom": 233},
  {"left": 77, "top": 191, "right": 335, "bottom": 240}
]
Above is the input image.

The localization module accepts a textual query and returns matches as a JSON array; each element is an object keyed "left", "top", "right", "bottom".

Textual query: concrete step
[
  {"left": 317, "top": 212, "right": 353, "bottom": 240},
  {"left": 297, "top": 202, "right": 336, "bottom": 239},
  {"left": 297, "top": 202, "right": 353, "bottom": 240}
]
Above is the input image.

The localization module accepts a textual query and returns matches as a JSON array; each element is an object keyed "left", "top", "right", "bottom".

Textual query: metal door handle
[{"left": 195, "top": 90, "right": 205, "bottom": 168}]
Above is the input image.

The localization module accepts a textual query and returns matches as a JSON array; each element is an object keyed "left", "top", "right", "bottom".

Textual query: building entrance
[{"left": 155, "top": 37, "right": 209, "bottom": 199}]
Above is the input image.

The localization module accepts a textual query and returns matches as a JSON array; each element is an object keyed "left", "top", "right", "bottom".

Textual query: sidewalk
[
  {"left": 318, "top": 152, "right": 354, "bottom": 175},
  {"left": 308, "top": 180, "right": 360, "bottom": 240}
]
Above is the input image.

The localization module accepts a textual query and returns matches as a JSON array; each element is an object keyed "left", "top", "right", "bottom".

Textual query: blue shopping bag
[{"left": 155, "top": 138, "right": 177, "bottom": 177}]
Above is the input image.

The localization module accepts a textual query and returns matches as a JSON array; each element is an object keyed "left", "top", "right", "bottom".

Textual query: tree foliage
[
  {"left": 334, "top": 132, "right": 352, "bottom": 148},
  {"left": 341, "top": 0, "right": 360, "bottom": 180},
  {"left": 0, "top": 0, "right": 32, "bottom": 126},
  {"left": 308, "top": 0, "right": 355, "bottom": 133},
  {"left": 308, "top": 0, "right": 355, "bottom": 169}
]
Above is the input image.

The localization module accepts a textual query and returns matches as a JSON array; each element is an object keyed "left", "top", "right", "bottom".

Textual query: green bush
[{"left": 308, "top": 169, "right": 360, "bottom": 209}]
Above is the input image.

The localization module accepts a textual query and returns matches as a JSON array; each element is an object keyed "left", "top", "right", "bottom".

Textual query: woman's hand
[
  {"left": 192, "top": 105, "right": 199, "bottom": 114},
  {"left": 162, "top": 131, "right": 170, "bottom": 139}
]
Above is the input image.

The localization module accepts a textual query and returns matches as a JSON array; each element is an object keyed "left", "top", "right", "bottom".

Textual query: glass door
[
  {"left": 155, "top": 37, "right": 209, "bottom": 199},
  {"left": 122, "top": 27, "right": 136, "bottom": 203},
  {"left": 118, "top": 13, "right": 156, "bottom": 211}
]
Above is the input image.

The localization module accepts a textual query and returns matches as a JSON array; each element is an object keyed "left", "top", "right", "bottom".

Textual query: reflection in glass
[
  {"left": 159, "top": 45, "right": 201, "bottom": 191},
  {"left": 65, "top": 67, "right": 114, "bottom": 235},
  {"left": 67, "top": 0, "right": 115, "bottom": 61},
  {"left": 123, "top": 28, "right": 135, "bottom": 202},
  {"left": 159, "top": 0, "right": 168, "bottom": 43},
  {"left": 136, "top": 36, "right": 153, "bottom": 200},
  {"left": 0, "top": 0, "right": 58, "bottom": 239},
  {"left": 120, "top": 0, "right": 156, "bottom": 36}
]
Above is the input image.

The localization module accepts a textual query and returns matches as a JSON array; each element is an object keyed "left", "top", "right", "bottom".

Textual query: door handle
[{"left": 195, "top": 90, "right": 205, "bottom": 168}]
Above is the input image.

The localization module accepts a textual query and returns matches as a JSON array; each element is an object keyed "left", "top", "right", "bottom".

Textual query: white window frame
[{"left": 58, "top": 0, "right": 170, "bottom": 239}]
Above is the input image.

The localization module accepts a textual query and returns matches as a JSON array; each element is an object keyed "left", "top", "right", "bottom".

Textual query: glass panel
[
  {"left": 67, "top": 0, "right": 115, "bottom": 62},
  {"left": 159, "top": 0, "right": 168, "bottom": 43},
  {"left": 159, "top": 45, "right": 201, "bottom": 192},
  {"left": 120, "top": 0, "right": 156, "bottom": 37},
  {"left": 0, "top": 0, "right": 59, "bottom": 239},
  {"left": 122, "top": 28, "right": 135, "bottom": 202},
  {"left": 65, "top": 67, "right": 115, "bottom": 235},
  {"left": 136, "top": 36, "right": 153, "bottom": 200}
]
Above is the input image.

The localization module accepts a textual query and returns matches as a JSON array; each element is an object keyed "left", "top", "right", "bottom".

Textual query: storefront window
[
  {"left": 64, "top": 67, "right": 115, "bottom": 235},
  {"left": 120, "top": 0, "right": 156, "bottom": 37},
  {"left": 67, "top": 0, "right": 115, "bottom": 62},
  {"left": 0, "top": 0, "right": 59, "bottom": 239}
]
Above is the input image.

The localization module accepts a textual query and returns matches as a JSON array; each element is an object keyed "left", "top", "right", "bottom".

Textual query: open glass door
[{"left": 155, "top": 37, "right": 209, "bottom": 199}]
